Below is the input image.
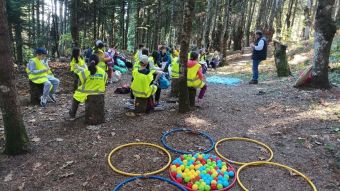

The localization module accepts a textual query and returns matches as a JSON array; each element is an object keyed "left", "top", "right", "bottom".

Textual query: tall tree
[
  {"left": 274, "top": 0, "right": 285, "bottom": 40},
  {"left": 310, "top": 0, "right": 336, "bottom": 89},
  {"left": 178, "top": 0, "right": 195, "bottom": 113},
  {"left": 70, "top": 0, "right": 80, "bottom": 46},
  {"left": 0, "top": 0, "right": 29, "bottom": 155},
  {"left": 302, "top": 0, "right": 313, "bottom": 40}
]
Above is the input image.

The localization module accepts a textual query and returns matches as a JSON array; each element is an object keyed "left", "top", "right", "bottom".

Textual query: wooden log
[
  {"left": 29, "top": 81, "right": 44, "bottom": 105},
  {"left": 85, "top": 94, "right": 105, "bottom": 125},
  {"left": 170, "top": 78, "right": 180, "bottom": 97},
  {"left": 274, "top": 40, "right": 291, "bottom": 77},
  {"left": 135, "top": 97, "right": 148, "bottom": 113},
  {"left": 188, "top": 87, "right": 197, "bottom": 107}
]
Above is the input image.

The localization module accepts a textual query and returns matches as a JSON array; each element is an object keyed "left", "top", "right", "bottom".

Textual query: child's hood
[{"left": 187, "top": 60, "right": 198, "bottom": 68}]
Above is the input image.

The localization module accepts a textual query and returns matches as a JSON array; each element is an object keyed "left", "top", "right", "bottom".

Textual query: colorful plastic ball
[
  {"left": 204, "top": 185, "right": 211, "bottom": 191},
  {"left": 217, "top": 183, "right": 223, "bottom": 190},
  {"left": 192, "top": 184, "right": 199, "bottom": 190},
  {"left": 228, "top": 171, "right": 235, "bottom": 177}
]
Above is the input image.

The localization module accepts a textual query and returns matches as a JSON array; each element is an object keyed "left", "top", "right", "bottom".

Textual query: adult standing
[{"left": 250, "top": 30, "right": 267, "bottom": 84}]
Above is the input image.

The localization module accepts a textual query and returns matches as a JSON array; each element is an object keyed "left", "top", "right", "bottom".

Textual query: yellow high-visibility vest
[
  {"left": 73, "top": 67, "right": 107, "bottom": 103},
  {"left": 131, "top": 69, "right": 157, "bottom": 98},
  {"left": 171, "top": 57, "right": 180, "bottom": 79},
  {"left": 187, "top": 63, "right": 205, "bottom": 88},
  {"left": 70, "top": 57, "right": 87, "bottom": 73},
  {"left": 26, "top": 57, "right": 51, "bottom": 84}
]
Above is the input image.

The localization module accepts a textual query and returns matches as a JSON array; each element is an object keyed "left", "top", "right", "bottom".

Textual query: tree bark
[
  {"left": 14, "top": 23, "right": 23, "bottom": 65},
  {"left": 255, "top": 0, "right": 268, "bottom": 30},
  {"left": 201, "top": 0, "right": 214, "bottom": 48},
  {"left": 302, "top": 0, "right": 313, "bottom": 40},
  {"left": 274, "top": 0, "right": 285, "bottom": 40},
  {"left": 310, "top": 0, "right": 337, "bottom": 89},
  {"left": 85, "top": 94, "right": 105, "bottom": 125},
  {"left": 245, "top": 0, "right": 256, "bottom": 46},
  {"left": 0, "top": 0, "right": 29, "bottom": 155},
  {"left": 70, "top": 0, "right": 80, "bottom": 47},
  {"left": 274, "top": 40, "right": 290, "bottom": 77},
  {"left": 178, "top": 0, "right": 195, "bottom": 113},
  {"left": 285, "top": 0, "right": 295, "bottom": 30}
]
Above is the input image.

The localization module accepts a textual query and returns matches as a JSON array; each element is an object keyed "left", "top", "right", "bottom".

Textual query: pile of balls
[{"left": 170, "top": 153, "right": 235, "bottom": 191}]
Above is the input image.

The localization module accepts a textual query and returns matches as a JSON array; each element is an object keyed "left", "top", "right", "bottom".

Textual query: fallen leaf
[
  {"left": 28, "top": 119, "right": 36, "bottom": 123},
  {"left": 59, "top": 172, "right": 74, "bottom": 179},
  {"left": 56, "top": 138, "right": 64, "bottom": 142},
  {"left": 152, "top": 157, "right": 160, "bottom": 163},
  {"left": 60, "top": 161, "right": 74, "bottom": 169},
  {"left": 258, "top": 156, "right": 266, "bottom": 161},
  {"left": 289, "top": 171, "right": 298, "bottom": 176},
  {"left": 4, "top": 172, "right": 13, "bottom": 182},
  {"left": 33, "top": 162, "right": 42, "bottom": 171},
  {"left": 134, "top": 154, "right": 141, "bottom": 160},
  {"left": 32, "top": 137, "right": 41, "bottom": 142},
  {"left": 82, "top": 182, "right": 88, "bottom": 187},
  {"left": 86, "top": 125, "right": 100, "bottom": 131},
  {"left": 17, "top": 182, "right": 25, "bottom": 190},
  {"left": 111, "top": 132, "right": 116, "bottom": 136}
]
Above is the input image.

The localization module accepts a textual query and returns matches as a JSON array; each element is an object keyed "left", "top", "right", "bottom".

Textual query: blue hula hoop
[
  {"left": 161, "top": 128, "right": 215, "bottom": 154},
  {"left": 112, "top": 176, "right": 187, "bottom": 191}
]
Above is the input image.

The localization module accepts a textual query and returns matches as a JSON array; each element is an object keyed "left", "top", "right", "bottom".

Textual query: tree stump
[
  {"left": 135, "top": 97, "right": 148, "bottom": 113},
  {"left": 188, "top": 87, "right": 197, "bottom": 107},
  {"left": 274, "top": 40, "right": 291, "bottom": 77},
  {"left": 85, "top": 94, "right": 105, "bottom": 125},
  {"left": 170, "top": 78, "right": 180, "bottom": 97},
  {"left": 29, "top": 81, "right": 44, "bottom": 105}
]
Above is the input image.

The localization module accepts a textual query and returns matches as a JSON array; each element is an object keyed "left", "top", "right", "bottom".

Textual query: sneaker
[
  {"left": 154, "top": 103, "right": 165, "bottom": 111},
  {"left": 196, "top": 98, "right": 203, "bottom": 107},
  {"left": 48, "top": 94, "right": 56, "bottom": 103},
  {"left": 249, "top": 80, "right": 258, "bottom": 84},
  {"left": 40, "top": 96, "right": 48, "bottom": 107}
]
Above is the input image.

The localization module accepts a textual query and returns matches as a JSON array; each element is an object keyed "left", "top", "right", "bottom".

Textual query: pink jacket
[{"left": 187, "top": 60, "right": 204, "bottom": 80}]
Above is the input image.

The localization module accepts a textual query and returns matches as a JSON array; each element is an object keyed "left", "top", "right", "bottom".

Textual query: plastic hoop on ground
[
  {"left": 169, "top": 162, "right": 237, "bottom": 191},
  {"left": 112, "top": 176, "right": 187, "bottom": 191},
  {"left": 161, "top": 128, "right": 215, "bottom": 154},
  {"left": 237, "top": 161, "right": 318, "bottom": 191},
  {"left": 107, "top": 142, "right": 171, "bottom": 176},
  {"left": 215, "top": 137, "right": 274, "bottom": 165}
]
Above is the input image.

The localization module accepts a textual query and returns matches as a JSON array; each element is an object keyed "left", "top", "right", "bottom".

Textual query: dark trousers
[{"left": 69, "top": 98, "right": 80, "bottom": 117}]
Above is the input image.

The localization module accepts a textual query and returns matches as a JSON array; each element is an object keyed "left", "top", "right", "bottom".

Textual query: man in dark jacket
[{"left": 250, "top": 30, "right": 267, "bottom": 84}]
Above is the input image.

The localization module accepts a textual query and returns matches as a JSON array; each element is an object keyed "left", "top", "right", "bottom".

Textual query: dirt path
[{"left": 0, "top": 51, "right": 339, "bottom": 191}]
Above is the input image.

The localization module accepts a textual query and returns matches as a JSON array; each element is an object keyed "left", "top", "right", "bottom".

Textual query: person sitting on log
[
  {"left": 187, "top": 52, "right": 207, "bottom": 106},
  {"left": 69, "top": 54, "right": 107, "bottom": 119},
  {"left": 26, "top": 48, "right": 60, "bottom": 107},
  {"left": 70, "top": 47, "right": 87, "bottom": 91},
  {"left": 130, "top": 55, "right": 163, "bottom": 112}
]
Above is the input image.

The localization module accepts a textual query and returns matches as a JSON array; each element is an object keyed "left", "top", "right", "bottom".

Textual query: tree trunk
[
  {"left": 302, "top": 0, "right": 313, "bottom": 40},
  {"left": 219, "top": 0, "right": 231, "bottom": 66},
  {"left": 245, "top": 0, "right": 256, "bottom": 46},
  {"left": 274, "top": 40, "right": 290, "bottom": 77},
  {"left": 310, "top": 0, "right": 337, "bottom": 89},
  {"left": 93, "top": 0, "right": 97, "bottom": 40},
  {"left": 124, "top": 1, "right": 130, "bottom": 50},
  {"left": 274, "top": 0, "right": 285, "bottom": 40},
  {"left": 31, "top": 0, "right": 35, "bottom": 46},
  {"left": 255, "top": 0, "right": 268, "bottom": 30},
  {"left": 14, "top": 23, "right": 23, "bottom": 65},
  {"left": 0, "top": 0, "right": 29, "bottom": 155},
  {"left": 36, "top": 0, "right": 40, "bottom": 44},
  {"left": 201, "top": 0, "right": 214, "bottom": 48},
  {"left": 85, "top": 94, "right": 105, "bottom": 125},
  {"left": 285, "top": 0, "right": 295, "bottom": 30},
  {"left": 70, "top": 0, "right": 80, "bottom": 46},
  {"left": 178, "top": 0, "right": 195, "bottom": 113}
]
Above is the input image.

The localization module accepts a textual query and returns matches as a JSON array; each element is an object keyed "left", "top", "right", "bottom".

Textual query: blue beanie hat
[{"left": 36, "top": 48, "right": 47, "bottom": 55}]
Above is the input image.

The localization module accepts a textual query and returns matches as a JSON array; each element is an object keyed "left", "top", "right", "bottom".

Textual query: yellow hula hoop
[
  {"left": 237, "top": 161, "right": 318, "bottom": 191},
  {"left": 214, "top": 137, "right": 274, "bottom": 165},
  {"left": 107, "top": 142, "right": 172, "bottom": 176}
]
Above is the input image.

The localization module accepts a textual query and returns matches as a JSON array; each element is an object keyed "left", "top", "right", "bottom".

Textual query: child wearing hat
[{"left": 26, "top": 48, "right": 60, "bottom": 107}]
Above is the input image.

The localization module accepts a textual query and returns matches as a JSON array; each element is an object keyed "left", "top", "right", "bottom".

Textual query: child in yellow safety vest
[
  {"left": 69, "top": 54, "right": 107, "bottom": 118},
  {"left": 70, "top": 47, "right": 87, "bottom": 91},
  {"left": 187, "top": 52, "right": 207, "bottom": 105},
  {"left": 130, "top": 55, "right": 163, "bottom": 111},
  {"left": 26, "top": 48, "right": 60, "bottom": 107}
]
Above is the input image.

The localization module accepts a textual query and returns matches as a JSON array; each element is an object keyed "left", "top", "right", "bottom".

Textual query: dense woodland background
[{"left": 7, "top": 0, "right": 340, "bottom": 66}]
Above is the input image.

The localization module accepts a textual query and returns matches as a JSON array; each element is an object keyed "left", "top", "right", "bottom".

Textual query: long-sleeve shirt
[
  {"left": 27, "top": 59, "right": 49, "bottom": 74},
  {"left": 254, "top": 39, "right": 265, "bottom": 51}
]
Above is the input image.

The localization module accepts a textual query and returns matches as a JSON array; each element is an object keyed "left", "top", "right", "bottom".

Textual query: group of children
[{"left": 26, "top": 41, "right": 208, "bottom": 118}]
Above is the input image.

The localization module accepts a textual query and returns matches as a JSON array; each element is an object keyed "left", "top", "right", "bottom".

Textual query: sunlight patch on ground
[{"left": 184, "top": 115, "right": 213, "bottom": 130}]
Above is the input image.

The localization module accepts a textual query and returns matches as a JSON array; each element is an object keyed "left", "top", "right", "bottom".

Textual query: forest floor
[{"left": 0, "top": 39, "right": 340, "bottom": 191}]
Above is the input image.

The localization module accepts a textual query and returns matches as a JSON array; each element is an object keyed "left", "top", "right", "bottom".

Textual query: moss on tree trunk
[{"left": 274, "top": 40, "right": 291, "bottom": 77}]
